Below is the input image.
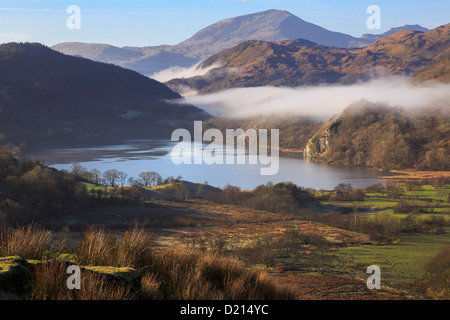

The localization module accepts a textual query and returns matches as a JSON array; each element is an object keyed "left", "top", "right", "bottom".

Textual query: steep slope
[
  {"left": 172, "top": 9, "right": 369, "bottom": 59},
  {"left": 167, "top": 24, "right": 450, "bottom": 94},
  {"left": 0, "top": 43, "right": 209, "bottom": 150},
  {"left": 412, "top": 53, "right": 450, "bottom": 83}
]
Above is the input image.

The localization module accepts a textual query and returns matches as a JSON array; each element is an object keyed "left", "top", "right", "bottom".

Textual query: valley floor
[{"left": 33, "top": 179, "right": 450, "bottom": 300}]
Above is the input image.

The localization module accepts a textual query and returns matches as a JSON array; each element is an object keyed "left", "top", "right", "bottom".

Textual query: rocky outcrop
[{"left": 304, "top": 119, "right": 341, "bottom": 161}]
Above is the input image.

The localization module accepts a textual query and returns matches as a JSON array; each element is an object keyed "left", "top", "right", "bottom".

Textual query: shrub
[
  {"left": 76, "top": 227, "right": 116, "bottom": 266},
  {"left": 206, "top": 182, "right": 314, "bottom": 214},
  {"left": 76, "top": 225, "right": 154, "bottom": 268},
  {"left": 3, "top": 225, "right": 295, "bottom": 300},
  {"left": 0, "top": 224, "right": 65, "bottom": 259},
  {"left": 424, "top": 245, "right": 450, "bottom": 299},
  {"left": 116, "top": 225, "right": 154, "bottom": 268},
  {"left": 393, "top": 200, "right": 418, "bottom": 214},
  {"left": 30, "top": 260, "right": 132, "bottom": 300}
]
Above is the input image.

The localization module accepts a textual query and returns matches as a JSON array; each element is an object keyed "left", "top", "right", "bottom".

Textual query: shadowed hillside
[{"left": 0, "top": 43, "right": 209, "bottom": 150}]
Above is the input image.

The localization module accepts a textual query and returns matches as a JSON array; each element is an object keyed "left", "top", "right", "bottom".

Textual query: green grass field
[
  {"left": 321, "top": 184, "right": 450, "bottom": 218},
  {"left": 314, "top": 183, "right": 450, "bottom": 288},
  {"left": 332, "top": 228, "right": 450, "bottom": 284}
]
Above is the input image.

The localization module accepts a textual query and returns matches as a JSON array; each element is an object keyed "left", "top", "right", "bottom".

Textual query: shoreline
[
  {"left": 278, "top": 148, "right": 449, "bottom": 181},
  {"left": 379, "top": 169, "right": 450, "bottom": 180},
  {"left": 278, "top": 148, "right": 304, "bottom": 159}
]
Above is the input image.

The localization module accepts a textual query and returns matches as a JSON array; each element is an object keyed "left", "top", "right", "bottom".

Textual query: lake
[{"left": 29, "top": 140, "right": 388, "bottom": 190}]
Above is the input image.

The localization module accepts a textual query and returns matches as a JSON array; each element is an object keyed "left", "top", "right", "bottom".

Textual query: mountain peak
[
  {"left": 221, "top": 9, "right": 293, "bottom": 19},
  {"left": 52, "top": 10, "right": 438, "bottom": 76},
  {"left": 174, "top": 9, "right": 367, "bottom": 59}
]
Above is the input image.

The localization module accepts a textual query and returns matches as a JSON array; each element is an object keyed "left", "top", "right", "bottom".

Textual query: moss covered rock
[
  {"left": 56, "top": 253, "right": 78, "bottom": 265},
  {"left": 0, "top": 256, "right": 35, "bottom": 295},
  {"left": 82, "top": 266, "right": 142, "bottom": 299},
  {"left": 0, "top": 255, "right": 143, "bottom": 300}
]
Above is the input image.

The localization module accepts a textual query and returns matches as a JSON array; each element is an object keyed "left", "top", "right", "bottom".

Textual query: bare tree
[
  {"left": 196, "top": 184, "right": 203, "bottom": 198},
  {"left": 128, "top": 177, "right": 141, "bottom": 186},
  {"left": 70, "top": 163, "right": 88, "bottom": 180},
  {"left": 90, "top": 168, "right": 102, "bottom": 186},
  {"left": 118, "top": 171, "right": 128, "bottom": 188},
  {"left": 103, "top": 169, "right": 120, "bottom": 187},
  {"left": 139, "top": 171, "right": 162, "bottom": 187},
  {"left": 174, "top": 183, "right": 189, "bottom": 200}
]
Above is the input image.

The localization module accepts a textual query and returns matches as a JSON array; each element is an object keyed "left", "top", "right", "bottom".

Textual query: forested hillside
[
  {"left": 304, "top": 101, "right": 450, "bottom": 170},
  {"left": 0, "top": 146, "right": 78, "bottom": 224}
]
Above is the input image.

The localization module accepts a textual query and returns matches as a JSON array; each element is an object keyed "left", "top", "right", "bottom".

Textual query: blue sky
[{"left": 0, "top": 0, "right": 449, "bottom": 47}]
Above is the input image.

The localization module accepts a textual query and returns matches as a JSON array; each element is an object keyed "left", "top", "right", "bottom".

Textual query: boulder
[
  {"left": 0, "top": 256, "right": 35, "bottom": 296},
  {"left": 82, "top": 266, "right": 142, "bottom": 299},
  {"left": 0, "top": 255, "right": 143, "bottom": 300}
]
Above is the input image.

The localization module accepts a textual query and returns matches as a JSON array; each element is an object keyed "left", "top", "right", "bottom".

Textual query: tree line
[
  {"left": 205, "top": 182, "right": 315, "bottom": 214},
  {"left": 0, "top": 146, "right": 184, "bottom": 224},
  {"left": 69, "top": 163, "right": 180, "bottom": 188}
]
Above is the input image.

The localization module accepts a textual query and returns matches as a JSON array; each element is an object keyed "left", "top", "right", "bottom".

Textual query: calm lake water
[{"left": 29, "top": 140, "right": 388, "bottom": 190}]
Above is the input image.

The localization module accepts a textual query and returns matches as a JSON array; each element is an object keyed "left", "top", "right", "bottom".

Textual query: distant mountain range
[
  {"left": 52, "top": 42, "right": 198, "bottom": 77},
  {"left": 167, "top": 24, "right": 450, "bottom": 94},
  {"left": 0, "top": 43, "right": 209, "bottom": 150},
  {"left": 361, "top": 24, "right": 429, "bottom": 42},
  {"left": 52, "top": 9, "right": 429, "bottom": 76}
]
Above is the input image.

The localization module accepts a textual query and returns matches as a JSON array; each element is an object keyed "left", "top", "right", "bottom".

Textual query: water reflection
[{"left": 29, "top": 140, "right": 387, "bottom": 190}]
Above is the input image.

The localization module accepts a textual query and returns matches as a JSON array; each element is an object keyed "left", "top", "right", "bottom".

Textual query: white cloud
[{"left": 178, "top": 77, "right": 450, "bottom": 118}]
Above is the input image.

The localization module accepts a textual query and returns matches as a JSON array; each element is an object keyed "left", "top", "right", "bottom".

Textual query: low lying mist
[
  {"left": 177, "top": 77, "right": 450, "bottom": 119},
  {"left": 149, "top": 62, "right": 221, "bottom": 84}
]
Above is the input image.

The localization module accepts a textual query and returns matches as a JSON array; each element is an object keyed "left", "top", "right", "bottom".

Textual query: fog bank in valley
[
  {"left": 149, "top": 62, "right": 221, "bottom": 84},
  {"left": 176, "top": 78, "right": 450, "bottom": 119}
]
